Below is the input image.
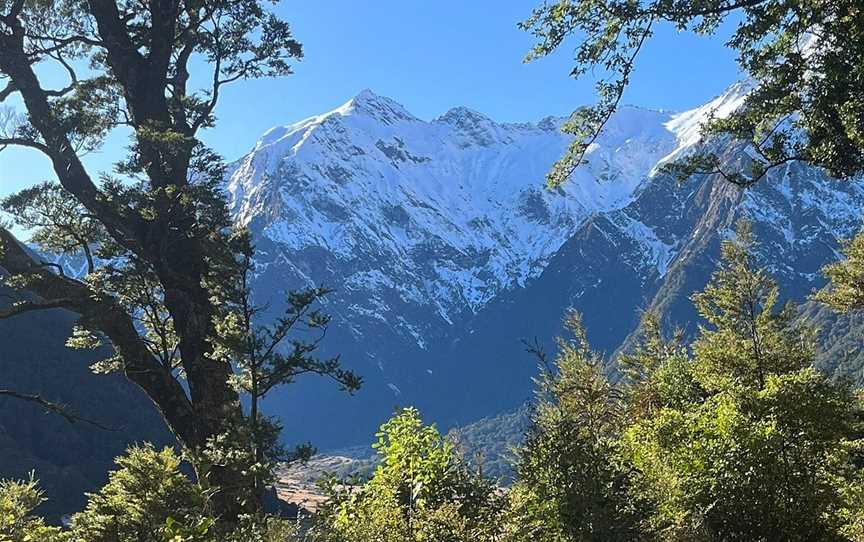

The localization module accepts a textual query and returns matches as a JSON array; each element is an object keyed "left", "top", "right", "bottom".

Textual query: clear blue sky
[{"left": 0, "top": 0, "right": 742, "bottom": 200}]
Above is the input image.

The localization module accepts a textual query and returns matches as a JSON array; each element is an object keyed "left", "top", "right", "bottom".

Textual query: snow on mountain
[
  {"left": 225, "top": 90, "right": 682, "bottom": 337},
  {"left": 214, "top": 82, "right": 864, "bottom": 448},
  {"left": 10, "top": 82, "right": 864, "bottom": 453},
  {"left": 661, "top": 80, "right": 754, "bottom": 158}
]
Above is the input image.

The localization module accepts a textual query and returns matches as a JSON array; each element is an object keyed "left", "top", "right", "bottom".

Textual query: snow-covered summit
[
  {"left": 227, "top": 81, "right": 860, "bottom": 354},
  {"left": 225, "top": 90, "right": 685, "bottom": 333},
  {"left": 344, "top": 89, "right": 419, "bottom": 125}
]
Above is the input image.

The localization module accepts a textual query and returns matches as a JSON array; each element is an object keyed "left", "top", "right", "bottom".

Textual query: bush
[
  {"left": 0, "top": 476, "right": 68, "bottom": 542},
  {"left": 69, "top": 444, "right": 211, "bottom": 542},
  {"left": 505, "top": 315, "right": 647, "bottom": 542},
  {"left": 312, "top": 408, "right": 504, "bottom": 542}
]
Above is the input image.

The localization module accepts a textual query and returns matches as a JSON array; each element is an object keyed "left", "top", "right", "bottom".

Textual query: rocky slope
[{"left": 225, "top": 90, "right": 677, "bottom": 337}]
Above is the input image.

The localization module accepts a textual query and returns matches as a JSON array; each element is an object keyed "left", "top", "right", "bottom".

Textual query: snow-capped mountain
[
  {"left": 225, "top": 90, "right": 679, "bottom": 331},
  {"left": 224, "top": 85, "right": 864, "bottom": 448}
]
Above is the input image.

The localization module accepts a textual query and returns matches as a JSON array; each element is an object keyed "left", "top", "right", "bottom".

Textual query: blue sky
[{"left": 0, "top": 0, "right": 742, "bottom": 200}]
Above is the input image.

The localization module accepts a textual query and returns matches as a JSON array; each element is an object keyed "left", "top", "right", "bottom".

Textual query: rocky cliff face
[{"left": 224, "top": 83, "right": 864, "bottom": 448}]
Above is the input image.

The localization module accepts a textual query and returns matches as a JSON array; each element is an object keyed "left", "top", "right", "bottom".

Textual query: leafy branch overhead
[{"left": 522, "top": 0, "right": 864, "bottom": 188}]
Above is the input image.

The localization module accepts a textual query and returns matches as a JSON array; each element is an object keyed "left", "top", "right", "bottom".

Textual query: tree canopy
[
  {"left": 507, "top": 223, "right": 864, "bottom": 540},
  {"left": 0, "top": 0, "right": 357, "bottom": 529}
]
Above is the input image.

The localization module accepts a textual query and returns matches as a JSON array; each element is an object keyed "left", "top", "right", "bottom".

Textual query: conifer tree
[
  {"left": 622, "top": 223, "right": 864, "bottom": 540},
  {"left": 506, "top": 314, "right": 646, "bottom": 542},
  {"left": 210, "top": 234, "right": 361, "bottom": 506},
  {"left": 0, "top": 476, "right": 69, "bottom": 542},
  {"left": 69, "top": 444, "right": 213, "bottom": 542}
]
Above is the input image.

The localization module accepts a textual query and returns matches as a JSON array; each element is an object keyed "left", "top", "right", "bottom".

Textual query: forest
[{"left": 0, "top": 0, "right": 863, "bottom": 540}]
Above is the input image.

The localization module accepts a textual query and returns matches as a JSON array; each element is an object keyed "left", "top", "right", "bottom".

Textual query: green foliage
[
  {"left": 163, "top": 515, "right": 216, "bottom": 542},
  {"left": 208, "top": 231, "right": 361, "bottom": 505},
  {"left": 0, "top": 448, "right": 306, "bottom": 542},
  {"left": 224, "top": 515, "right": 304, "bottom": 542},
  {"left": 624, "top": 370, "right": 863, "bottom": 540},
  {"left": 1, "top": 73, "right": 359, "bottom": 528},
  {"left": 520, "top": 0, "right": 655, "bottom": 188},
  {"left": 313, "top": 408, "right": 504, "bottom": 542},
  {"left": 620, "top": 223, "right": 864, "bottom": 540},
  {"left": 447, "top": 406, "right": 530, "bottom": 483},
  {"left": 0, "top": 476, "right": 68, "bottom": 542},
  {"left": 0, "top": 181, "right": 106, "bottom": 274},
  {"left": 0, "top": 0, "right": 318, "bottom": 525},
  {"left": 619, "top": 314, "right": 702, "bottom": 419},
  {"left": 68, "top": 444, "right": 212, "bottom": 542},
  {"left": 507, "top": 222, "right": 864, "bottom": 540},
  {"left": 506, "top": 314, "right": 646, "bottom": 542},
  {"left": 840, "top": 470, "right": 864, "bottom": 542},
  {"left": 311, "top": 225, "right": 864, "bottom": 542},
  {"left": 213, "top": 234, "right": 361, "bottom": 403},
  {"left": 522, "top": 0, "right": 864, "bottom": 187},
  {"left": 817, "top": 233, "right": 864, "bottom": 314},
  {"left": 691, "top": 220, "right": 812, "bottom": 390}
]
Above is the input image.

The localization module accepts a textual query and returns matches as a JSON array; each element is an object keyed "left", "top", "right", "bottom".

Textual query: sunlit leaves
[
  {"left": 0, "top": 475, "right": 69, "bottom": 542},
  {"left": 508, "top": 222, "right": 864, "bottom": 539},
  {"left": 1, "top": 181, "right": 107, "bottom": 272},
  {"left": 508, "top": 314, "right": 646, "bottom": 541},
  {"left": 817, "top": 234, "right": 864, "bottom": 314},
  {"left": 620, "top": 221, "right": 864, "bottom": 539},
  {"left": 69, "top": 445, "right": 212, "bottom": 542},
  {"left": 521, "top": 0, "right": 654, "bottom": 188},
  {"left": 314, "top": 408, "right": 503, "bottom": 542}
]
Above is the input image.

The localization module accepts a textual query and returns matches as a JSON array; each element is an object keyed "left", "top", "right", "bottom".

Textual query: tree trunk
[{"left": 0, "top": 2, "right": 266, "bottom": 528}]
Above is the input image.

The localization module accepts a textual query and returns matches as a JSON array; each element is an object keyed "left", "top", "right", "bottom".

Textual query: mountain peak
[
  {"left": 437, "top": 106, "right": 493, "bottom": 127},
  {"left": 352, "top": 88, "right": 384, "bottom": 103},
  {"left": 342, "top": 89, "right": 417, "bottom": 124}
]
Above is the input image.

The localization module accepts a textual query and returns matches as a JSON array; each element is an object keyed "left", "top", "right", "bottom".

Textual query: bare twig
[{"left": 0, "top": 389, "right": 117, "bottom": 430}]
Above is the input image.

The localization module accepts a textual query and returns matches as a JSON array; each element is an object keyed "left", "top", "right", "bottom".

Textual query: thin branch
[
  {"left": 42, "top": 53, "right": 79, "bottom": 98},
  {"left": 556, "top": 19, "right": 654, "bottom": 184},
  {"left": 0, "top": 228, "right": 198, "bottom": 442},
  {"left": 0, "top": 389, "right": 117, "bottom": 430},
  {"left": 26, "top": 34, "right": 103, "bottom": 52},
  {"left": 192, "top": 14, "right": 223, "bottom": 132},
  {"left": 522, "top": 337, "right": 554, "bottom": 374},
  {"left": 36, "top": 261, "right": 67, "bottom": 276},
  {"left": 0, "top": 80, "right": 16, "bottom": 101},
  {"left": 750, "top": 112, "right": 798, "bottom": 155},
  {"left": 700, "top": 155, "right": 804, "bottom": 187},
  {"left": 659, "top": 0, "right": 771, "bottom": 19},
  {"left": 0, "top": 137, "right": 51, "bottom": 154}
]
